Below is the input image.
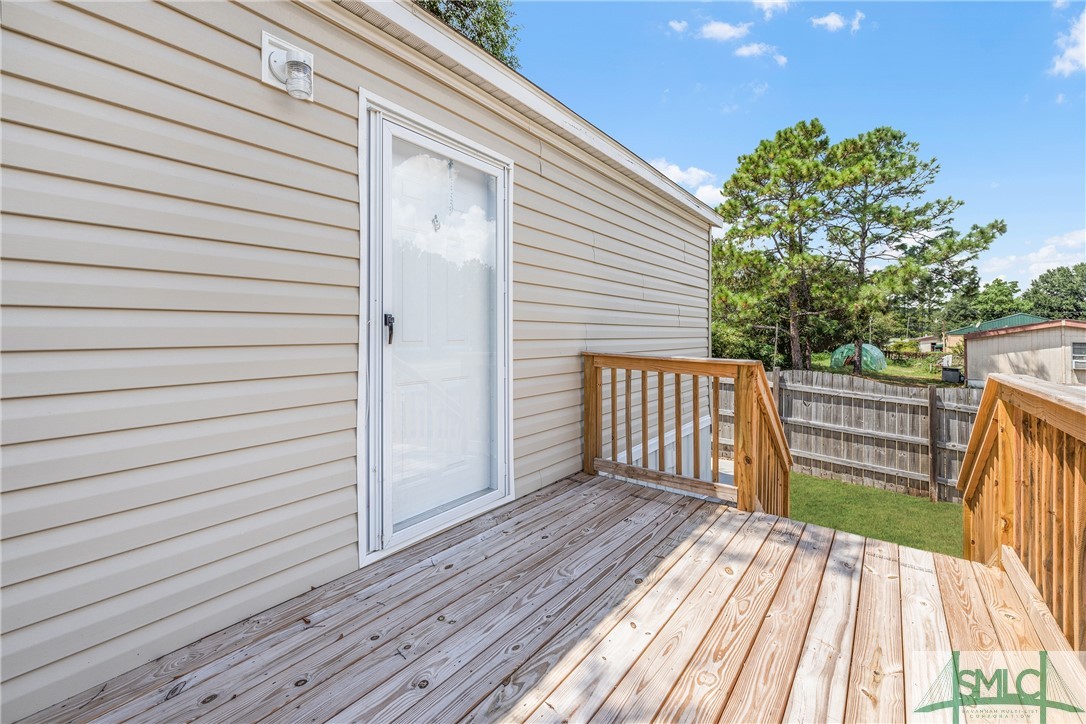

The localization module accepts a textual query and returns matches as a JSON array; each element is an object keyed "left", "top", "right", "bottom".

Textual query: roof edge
[
  {"left": 946, "top": 313, "right": 1050, "bottom": 336},
  {"left": 336, "top": 0, "right": 723, "bottom": 227},
  {"left": 963, "top": 319, "right": 1086, "bottom": 340}
]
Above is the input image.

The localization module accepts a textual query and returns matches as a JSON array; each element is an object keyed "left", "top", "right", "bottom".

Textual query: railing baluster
[
  {"left": 641, "top": 370, "right": 649, "bottom": 468},
  {"left": 674, "top": 373, "right": 683, "bottom": 476},
  {"left": 625, "top": 369, "right": 633, "bottom": 465},
  {"left": 692, "top": 375, "right": 701, "bottom": 480},
  {"left": 611, "top": 368, "right": 618, "bottom": 463},
  {"left": 712, "top": 376, "right": 721, "bottom": 483},
  {"left": 657, "top": 371, "right": 665, "bottom": 471}
]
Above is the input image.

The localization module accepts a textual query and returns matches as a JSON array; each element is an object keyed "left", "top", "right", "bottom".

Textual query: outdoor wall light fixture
[
  {"left": 269, "top": 49, "right": 313, "bottom": 100},
  {"left": 261, "top": 32, "right": 315, "bottom": 102}
]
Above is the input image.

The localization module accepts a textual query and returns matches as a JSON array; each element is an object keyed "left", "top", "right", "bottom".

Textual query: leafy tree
[
  {"left": 711, "top": 239, "right": 849, "bottom": 367},
  {"left": 416, "top": 0, "right": 520, "bottom": 69},
  {"left": 971, "top": 278, "right": 1024, "bottom": 322},
  {"left": 1022, "top": 263, "right": 1086, "bottom": 320},
  {"left": 821, "top": 127, "right": 1004, "bottom": 373},
  {"left": 937, "top": 267, "right": 982, "bottom": 331},
  {"left": 711, "top": 244, "right": 783, "bottom": 365},
  {"left": 718, "top": 119, "right": 831, "bottom": 369}
]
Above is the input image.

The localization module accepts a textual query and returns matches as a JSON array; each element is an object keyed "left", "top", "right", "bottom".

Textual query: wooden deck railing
[
  {"left": 582, "top": 353, "right": 792, "bottom": 516},
  {"left": 959, "top": 373, "right": 1085, "bottom": 649}
]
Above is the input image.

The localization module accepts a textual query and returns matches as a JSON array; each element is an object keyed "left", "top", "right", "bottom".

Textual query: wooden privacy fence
[
  {"left": 959, "top": 373, "right": 1085, "bottom": 650},
  {"left": 714, "top": 370, "right": 982, "bottom": 502},
  {"left": 582, "top": 353, "right": 792, "bottom": 517}
]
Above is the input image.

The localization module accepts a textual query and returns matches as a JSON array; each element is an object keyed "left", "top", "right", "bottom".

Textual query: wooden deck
[{"left": 29, "top": 474, "right": 1080, "bottom": 724}]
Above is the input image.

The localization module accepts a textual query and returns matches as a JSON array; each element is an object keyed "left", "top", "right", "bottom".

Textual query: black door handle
[{"left": 384, "top": 313, "right": 395, "bottom": 344}]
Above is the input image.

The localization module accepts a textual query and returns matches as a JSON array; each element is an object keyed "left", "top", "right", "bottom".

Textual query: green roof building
[{"left": 946, "top": 313, "right": 1049, "bottom": 337}]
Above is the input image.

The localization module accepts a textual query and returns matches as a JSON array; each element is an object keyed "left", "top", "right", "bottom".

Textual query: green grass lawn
[
  {"left": 789, "top": 472, "right": 963, "bottom": 556},
  {"left": 810, "top": 351, "right": 958, "bottom": 387}
]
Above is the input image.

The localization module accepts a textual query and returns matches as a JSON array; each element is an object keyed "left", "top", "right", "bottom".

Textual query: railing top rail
[
  {"left": 752, "top": 364, "right": 793, "bottom": 468},
  {"left": 988, "top": 374, "right": 1085, "bottom": 441},
  {"left": 582, "top": 352, "right": 763, "bottom": 378},
  {"left": 957, "top": 373, "right": 1085, "bottom": 499}
]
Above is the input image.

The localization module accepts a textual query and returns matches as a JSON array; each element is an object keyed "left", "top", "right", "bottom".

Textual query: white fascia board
[{"left": 357, "top": 0, "right": 723, "bottom": 228}]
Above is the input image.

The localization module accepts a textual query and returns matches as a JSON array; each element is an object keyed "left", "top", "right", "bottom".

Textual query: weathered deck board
[
  {"left": 934, "top": 553, "right": 1022, "bottom": 722},
  {"left": 305, "top": 490, "right": 689, "bottom": 723},
  {"left": 652, "top": 517, "right": 806, "bottom": 723},
  {"left": 173, "top": 482, "right": 663, "bottom": 724},
  {"left": 117, "top": 477, "right": 633, "bottom": 724},
  {"left": 589, "top": 514, "right": 776, "bottom": 724},
  {"left": 24, "top": 474, "right": 594, "bottom": 724},
  {"left": 782, "top": 530, "right": 864, "bottom": 723},
  {"left": 456, "top": 499, "right": 727, "bottom": 724},
  {"left": 391, "top": 495, "right": 715, "bottom": 723},
  {"left": 899, "top": 546, "right": 953, "bottom": 724},
  {"left": 844, "top": 538, "right": 906, "bottom": 724},
  {"left": 25, "top": 474, "right": 1078, "bottom": 724},
  {"left": 526, "top": 508, "right": 753, "bottom": 723},
  {"left": 717, "top": 523, "right": 833, "bottom": 723}
]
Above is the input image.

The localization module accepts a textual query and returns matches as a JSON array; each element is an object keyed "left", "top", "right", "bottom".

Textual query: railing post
[
  {"left": 996, "top": 399, "right": 1017, "bottom": 564},
  {"left": 963, "top": 497, "right": 975, "bottom": 559},
  {"left": 583, "top": 355, "right": 600, "bottom": 475},
  {"left": 735, "top": 365, "right": 757, "bottom": 512},
  {"left": 781, "top": 459, "right": 790, "bottom": 517}
]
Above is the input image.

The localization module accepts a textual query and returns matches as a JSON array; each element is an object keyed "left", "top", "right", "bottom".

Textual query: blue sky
[{"left": 513, "top": 1, "right": 1086, "bottom": 288}]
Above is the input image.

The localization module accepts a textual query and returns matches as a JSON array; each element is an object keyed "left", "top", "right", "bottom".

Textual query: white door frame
[{"left": 357, "top": 89, "right": 514, "bottom": 567}]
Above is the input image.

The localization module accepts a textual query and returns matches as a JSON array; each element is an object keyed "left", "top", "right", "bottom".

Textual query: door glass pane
[{"left": 385, "top": 134, "right": 498, "bottom": 532}]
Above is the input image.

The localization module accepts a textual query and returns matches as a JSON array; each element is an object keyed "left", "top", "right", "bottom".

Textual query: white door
[{"left": 367, "top": 114, "right": 510, "bottom": 551}]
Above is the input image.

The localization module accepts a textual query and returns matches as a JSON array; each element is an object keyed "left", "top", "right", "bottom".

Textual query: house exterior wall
[
  {"left": 0, "top": 1, "right": 712, "bottom": 719},
  {"left": 966, "top": 326, "right": 1086, "bottom": 385},
  {"left": 945, "top": 333, "right": 965, "bottom": 350}
]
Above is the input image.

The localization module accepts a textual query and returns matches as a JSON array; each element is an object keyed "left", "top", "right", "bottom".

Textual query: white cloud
[
  {"left": 850, "top": 11, "right": 865, "bottom": 33},
  {"left": 811, "top": 12, "right": 847, "bottom": 32},
  {"left": 1057, "top": 92, "right": 1066, "bottom": 104},
  {"left": 735, "top": 43, "right": 788, "bottom": 66},
  {"left": 697, "top": 20, "right": 753, "bottom": 42},
  {"left": 1054, "top": 0, "right": 1070, "bottom": 9},
  {"left": 650, "top": 158, "right": 716, "bottom": 188},
  {"left": 694, "top": 184, "right": 726, "bottom": 209},
  {"left": 650, "top": 161, "right": 727, "bottom": 216},
  {"left": 750, "top": 81, "right": 770, "bottom": 97},
  {"left": 668, "top": 19, "right": 688, "bottom": 34},
  {"left": 1050, "top": 9, "right": 1085, "bottom": 75},
  {"left": 979, "top": 229, "right": 1086, "bottom": 283},
  {"left": 735, "top": 42, "right": 771, "bottom": 57},
  {"left": 753, "top": 0, "right": 789, "bottom": 20},
  {"left": 810, "top": 11, "right": 864, "bottom": 34}
]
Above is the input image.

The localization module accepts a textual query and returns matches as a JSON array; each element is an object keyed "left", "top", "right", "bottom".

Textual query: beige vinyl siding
[{"left": 0, "top": 1, "right": 711, "bottom": 720}]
